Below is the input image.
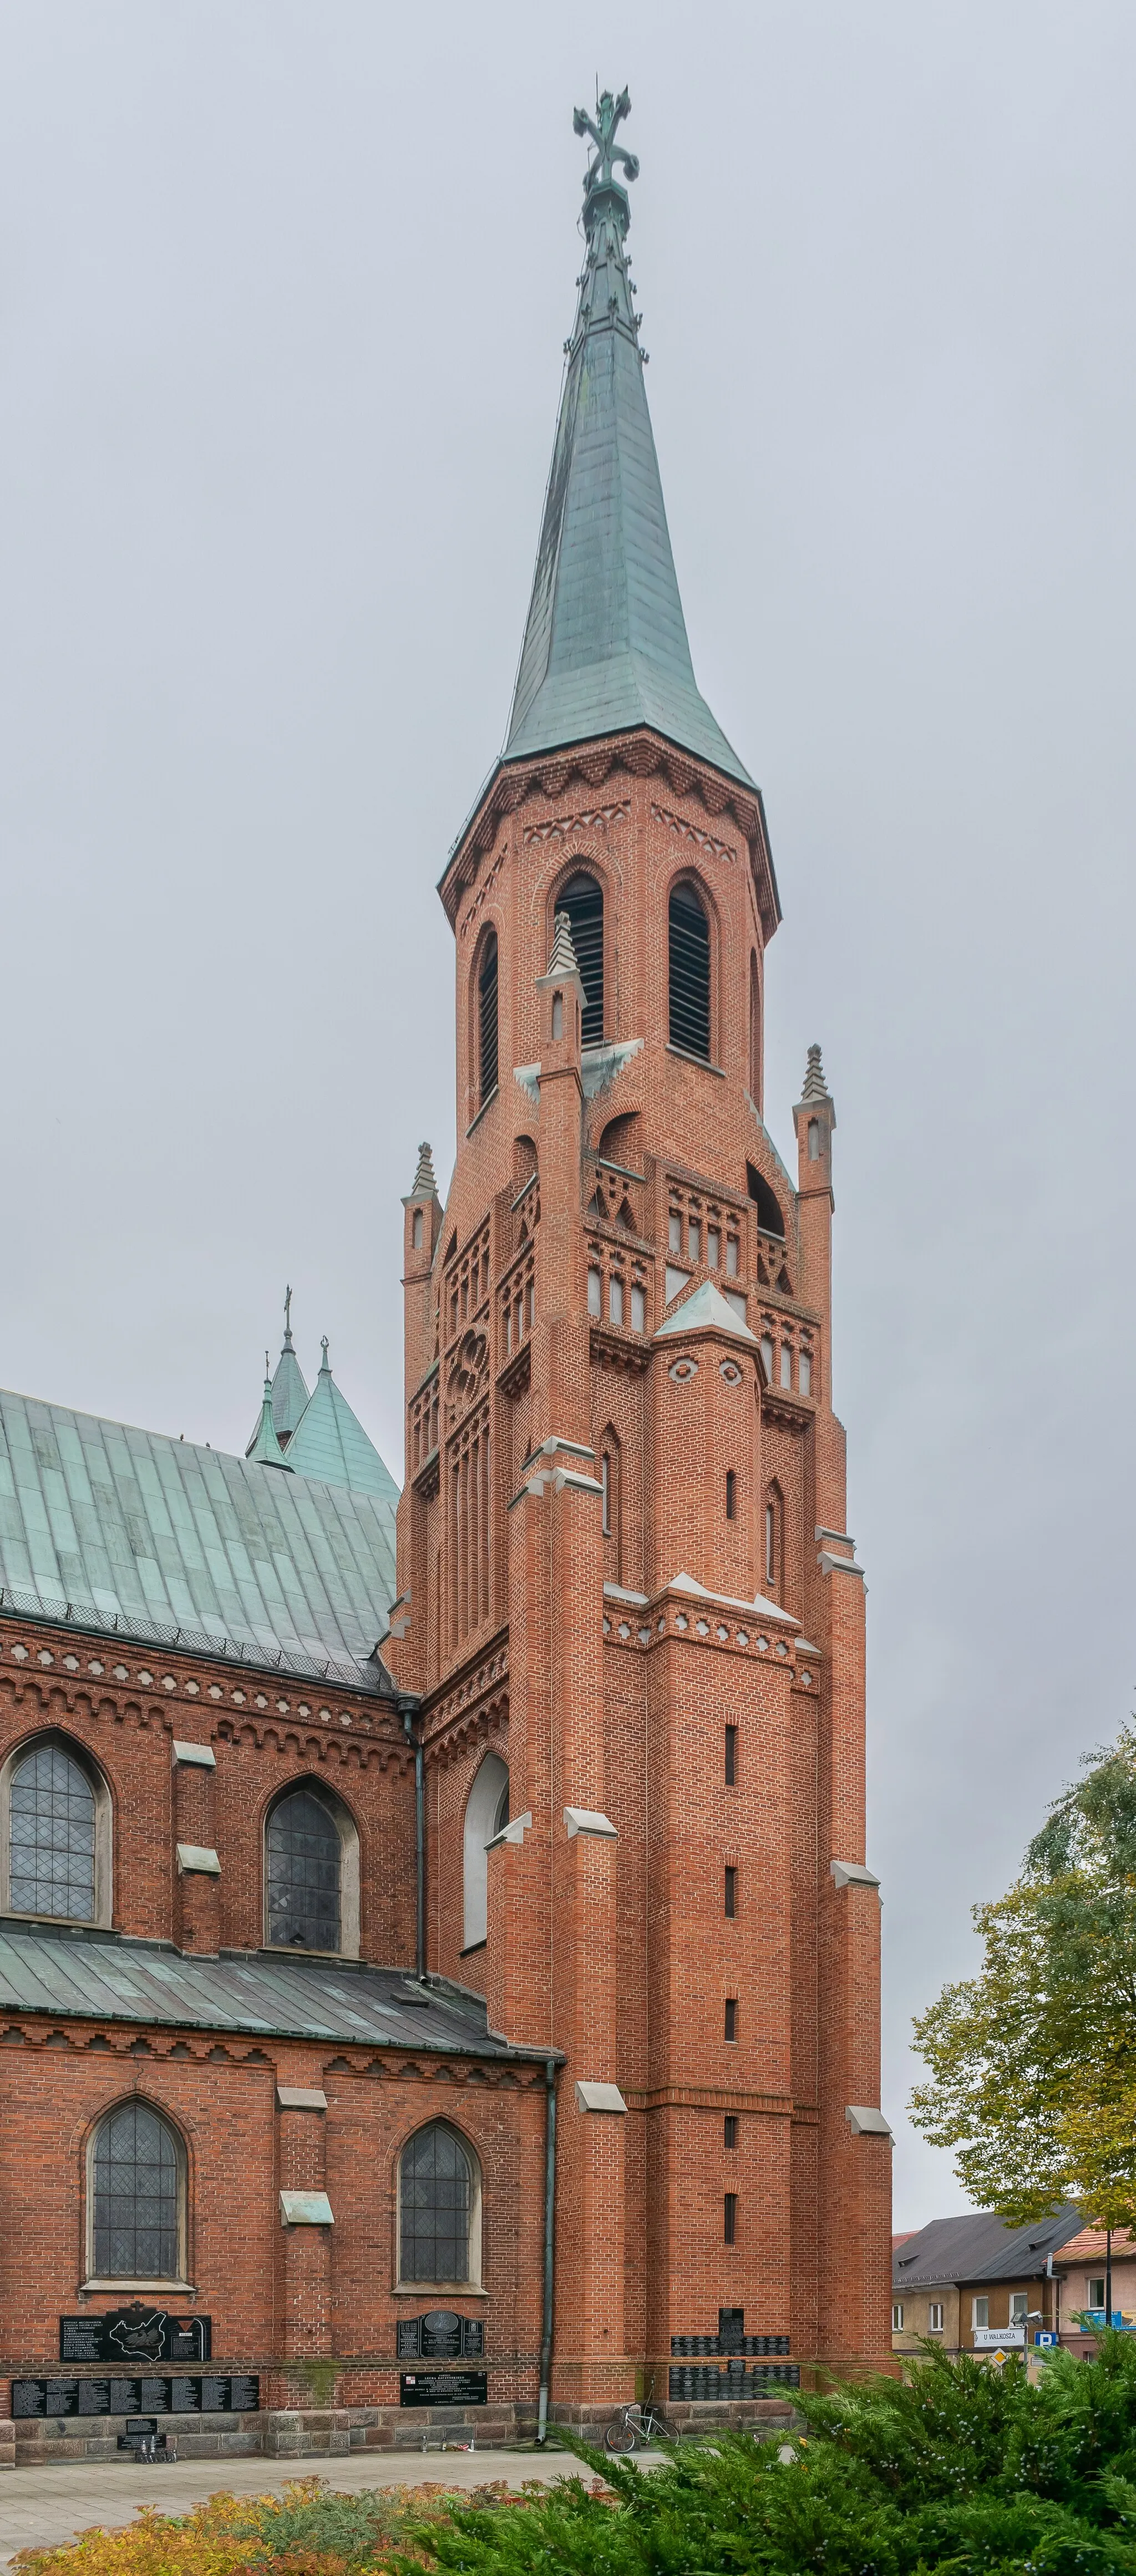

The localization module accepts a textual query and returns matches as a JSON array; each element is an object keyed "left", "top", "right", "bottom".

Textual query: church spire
[{"left": 504, "top": 91, "right": 753, "bottom": 790}]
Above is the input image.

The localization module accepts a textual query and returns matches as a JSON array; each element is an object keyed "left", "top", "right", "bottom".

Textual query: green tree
[{"left": 910, "top": 1724, "right": 1136, "bottom": 2227}]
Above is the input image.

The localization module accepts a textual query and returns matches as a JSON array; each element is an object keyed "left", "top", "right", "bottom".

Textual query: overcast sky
[{"left": 2, "top": 1, "right": 1134, "bottom": 2227}]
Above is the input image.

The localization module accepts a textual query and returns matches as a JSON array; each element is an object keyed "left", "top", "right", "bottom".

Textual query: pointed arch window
[
  {"left": 89, "top": 2101, "right": 185, "bottom": 2283},
  {"left": 749, "top": 953, "right": 761, "bottom": 1103},
  {"left": 765, "top": 1483, "right": 784, "bottom": 1601},
  {"left": 462, "top": 1752, "right": 509, "bottom": 1950},
  {"left": 559, "top": 872, "right": 604, "bottom": 1044},
  {"left": 398, "top": 2121, "right": 481, "bottom": 2285},
  {"left": 265, "top": 1783, "right": 360, "bottom": 1957},
  {"left": 478, "top": 931, "right": 499, "bottom": 1107},
  {"left": 668, "top": 882, "right": 711, "bottom": 1061},
  {"left": 1, "top": 1735, "right": 111, "bottom": 1925}
]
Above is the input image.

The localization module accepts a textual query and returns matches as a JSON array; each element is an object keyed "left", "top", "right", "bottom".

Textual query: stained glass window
[
  {"left": 266, "top": 1788, "right": 341, "bottom": 1951},
  {"left": 399, "top": 2125, "right": 474, "bottom": 2283},
  {"left": 10, "top": 1742, "right": 95, "bottom": 1920},
  {"left": 93, "top": 2102, "right": 180, "bottom": 2279}
]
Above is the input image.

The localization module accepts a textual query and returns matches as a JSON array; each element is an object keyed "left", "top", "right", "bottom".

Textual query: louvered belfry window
[
  {"left": 560, "top": 872, "right": 604, "bottom": 1043},
  {"left": 10, "top": 1742, "right": 95, "bottom": 1920},
  {"left": 266, "top": 1787, "right": 341, "bottom": 1952},
  {"left": 478, "top": 931, "right": 499, "bottom": 1105},
  {"left": 399, "top": 2122, "right": 474, "bottom": 2282},
  {"left": 93, "top": 2101, "right": 180, "bottom": 2279},
  {"left": 668, "top": 882, "right": 711, "bottom": 1060}
]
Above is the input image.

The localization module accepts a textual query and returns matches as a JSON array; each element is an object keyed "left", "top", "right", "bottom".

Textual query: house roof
[
  {"left": 892, "top": 2206, "right": 1084, "bottom": 2290},
  {"left": 503, "top": 118, "right": 754, "bottom": 791},
  {"left": 0, "top": 1922, "right": 547, "bottom": 2059},
  {"left": 1052, "top": 2226, "right": 1136, "bottom": 2267},
  {"left": 0, "top": 1385, "right": 399, "bottom": 1691}
]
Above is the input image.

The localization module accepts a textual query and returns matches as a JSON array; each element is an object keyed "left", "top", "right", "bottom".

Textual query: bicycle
[{"left": 605, "top": 2396, "right": 670, "bottom": 2452}]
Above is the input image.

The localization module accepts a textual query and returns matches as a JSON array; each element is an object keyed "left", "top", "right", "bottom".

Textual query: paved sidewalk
[{"left": 0, "top": 2447, "right": 614, "bottom": 2565}]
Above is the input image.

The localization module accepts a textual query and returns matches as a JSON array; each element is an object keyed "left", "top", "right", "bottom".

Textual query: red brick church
[{"left": 0, "top": 94, "right": 889, "bottom": 2464}]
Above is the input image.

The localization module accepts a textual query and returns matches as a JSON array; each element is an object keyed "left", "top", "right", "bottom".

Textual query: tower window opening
[
  {"left": 707, "top": 1226, "right": 719, "bottom": 1267},
  {"left": 726, "top": 1236, "right": 739, "bottom": 1276},
  {"left": 551, "top": 991, "right": 564, "bottom": 1038},
  {"left": 631, "top": 1282, "right": 646, "bottom": 1332},
  {"left": 724, "top": 2192, "right": 738, "bottom": 2244},
  {"left": 724, "top": 1998, "right": 737, "bottom": 2043},
  {"left": 668, "top": 883, "right": 711, "bottom": 1060},
  {"left": 724, "top": 2115, "right": 738, "bottom": 2150},
  {"left": 747, "top": 1163, "right": 784, "bottom": 1238},
  {"left": 724, "top": 1724, "right": 737, "bottom": 1786},
  {"left": 760, "top": 1333, "right": 774, "bottom": 1382},
  {"left": 808, "top": 1117, "right": 821, "bottom": 1162},
  {"left": 749, "top": 953, "right": 761, "bottom": 1103},
  {"left": 601, "top": 1453, "right": 611, "bottom": 1536},
  {"left": 780, "top": 1341, "right": 793, "bottom": 1390},
  {"left": 765, "top": 1501, "right": 776, "bottom": 1589},
  {"left": 559, "top": 872, "right": 604, "bottom": 1043},
  {"left": 478, "top": 932, "right": 499, "bottom": 1107},
  {"left": 724, "top": 1865, "right": 737, "bottom": 1918},
  {"left": 412, "top": 1208, "right": 424, "bottom": 1251},
  {"left": 587, "top": 1267, "right": 602, "bottom": 1318},
  {"left": 800, "top": 1350, "right": 813, "bottom": 1396},
  {"left": 668, "top": 1211, "right": 682, "bottom": 1254},
  {"left": 725, "top": 1469, "right": 736, "bottom": 1521},
  {"left": 609, "top": 1275, "right": 624, "bottom": 1326},
  {"left": 688, "top": 1219, "right": 701, "bottom": 1262}
]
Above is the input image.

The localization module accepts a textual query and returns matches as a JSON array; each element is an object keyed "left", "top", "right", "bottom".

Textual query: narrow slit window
[
  {"left": 760, "top": 1333, "right": 774, "bottom": 1381},
  {"left": 551, "top": 991, "right": 563, "bottom": 1038},
  {"left": 559, "top": 872, "right": 604, "bottom": 1043},
  {"left": 587, "top": 1267, "right": 602, "bottom": 1318},
  {"left": 707, "top": 1226, "right": 719, "bottom": 1267},
  {"left": 631, "top": 1284, "right": 646, "bottom": 1332},
  {"left": 724, "top": 1725, "right": 737, "bottom": 1786},
  {"left": 601, "top": 1453, "right": 611, "bottom": 1537},
  {"left": 412, "top": 1208, "right": 423, "bottom": 1250},
  {"left": 726, "top": 1236, "right": 739, "bottom": 1275},
  {"left": 688, "top": 1220, "right": 701, "bottom": 1262},
  {"left": 668, "top": 883, "right": 711, "bottom": 1060},
  {"left": 724, "top": 2192, "right": 737, "bottom": 2245},
  {"left": 724, "top": 2115, "right": 738, "bottom": 2150},
  {"left": 780, "top": 1341, "right": 793, "bottom": 1389},
  {"left": 609, "top": 1275, "right": 624, "bottom": 1326},
  {"left": 724, "top": 1998, "right": 737, "bottom": 2043},
  {"left": 478, "top": 933, "right": 499, "bottom": 1106},
  {"left": 668, "top": 1211, "right": 682, "bottom": 1254},
  {"left": 725, "top": 1469, "right": 736, "bottom": 1521},
  {"left": 800, "top": 1350, "right": 812, "bottom": 1396},
  {"left": 765, "top": 1503, "right": 775, "bottom": 1587},
  {"left": 724, "top": 1866, "right": 737, "bottom": 1918},
  {"left": 808, "top": 1117, "right": 821, "bottom": 1161}
]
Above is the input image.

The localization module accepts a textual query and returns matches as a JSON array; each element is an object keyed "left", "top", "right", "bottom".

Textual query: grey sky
[{"left": 2, "top": 2, "right": 1133, "bottom": 2227}]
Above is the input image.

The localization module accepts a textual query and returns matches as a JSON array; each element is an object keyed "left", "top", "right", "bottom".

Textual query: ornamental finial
[{"left": 572, "top": 88, "right": 639, "bottom": 199}]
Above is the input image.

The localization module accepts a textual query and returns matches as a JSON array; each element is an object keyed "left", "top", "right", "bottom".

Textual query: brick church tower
[{"left": 387, "top": 91, "right": 891, "bottom": 2409}]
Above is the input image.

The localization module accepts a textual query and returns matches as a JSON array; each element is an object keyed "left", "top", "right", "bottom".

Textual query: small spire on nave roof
[
  {"left": 800, "top": 1043, "right": 831, "bottom": 1104},
  {"left": 409, "top": 1142, "right": 438, "bottom": 1200}
]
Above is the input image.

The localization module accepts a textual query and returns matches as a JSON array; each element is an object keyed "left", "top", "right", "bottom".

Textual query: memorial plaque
[
  {"left": 400, "top": 2370, "right": 486, "bottom": 2409},
  {"left": 170, "top": 2379, "right": 201, "bottom": 2413},
  {"left": 168, "top": 2318, "right": 210, "bottom": 2362},
  {"left": 462, "top": 2319, "right": 484, "bottom": 2358},
  {"left": 396, "top": 2319, "right": 421, "bottom": 2360},
  {"left": 229, "top": 2375, "right": 260, "bottom": 2412},
  {"left": 420, "top": 2310, "right": 463, "bottom": 2359},
  {"left": 199, "top": 2376, "right": 230, "bottom": 2413},
  {"left": 718, "top": 2308, "right": 746, "bottom": 2353},
  {"left": 12, "top": 2382, "right": 47, "bottom": 2417},
  {"left": 45, "top": 2381, "right": 79, "bottom": 2416},
  {"left": 77, "top": 2382, "right": 111, "bottom": 2415},
  {"left": 125, "top": 2418, "right": 157, "bottom": 2435},
  {"left": 110, "top": 2380, "right": 142, "bottom": 2415},
  {"left": 60, "top": 2318, "right": 105, "bottom": 2363},
  {"left": 140, "top": 2378, "right": 172, "bottom": 2414}
]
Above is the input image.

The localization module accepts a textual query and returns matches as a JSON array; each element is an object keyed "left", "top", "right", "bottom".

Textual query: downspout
[
  {"left": 536, "top": 2056, "right": 559, "bottom": 2442},
  {"left": 400, "top": 1702, "right": 425, "bottom": 1979}
]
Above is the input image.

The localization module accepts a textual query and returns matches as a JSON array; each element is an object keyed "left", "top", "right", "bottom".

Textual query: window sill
[
  {"left": 666, "top": 1045, "right": 726, "bottom": 1078},
  {"left": 393, "top": 2283, "right": 488, "bottom": 2299},
  {"left": 465, "top": 1086, "right": 499, "bottom": 1138},
  {"left": 459, "top": 1939, "right": 487, "bottom": 1957},
  {"left": 80, "top": 2280, "right": 195, "bottom": 2295}
]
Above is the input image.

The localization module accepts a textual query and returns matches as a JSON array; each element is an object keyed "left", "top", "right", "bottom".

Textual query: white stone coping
[
  {"left": 668, "top": 1571, "right": 799, "bottom": 1627},
  {"left": 175, "top": 1844, "right": 220, "bottom": 1876},
  {"left": 845, "top": 2105, "right": 892, "bottom": 2137},
  {"left": 564, "top": 1806, "right": 617, "bottom": 1839},
  {"left": 280, "top": 2189, "right": 334, "bottom": 2225},
  {"left": 575, "top": 2080, "right": 627, "bottom": 2115},
  {"left": 486, "top": 1810, "right": 532, "bottom": 1851},
  {"left": 276, "top": 2085, "right": 328, "bottom": 2111},
  {"left": 831, "top": 1859, "right": 880, "bottom": 1891},
  {"left": 171, "top": 1740, "right": 216, "bottom": 1769}
]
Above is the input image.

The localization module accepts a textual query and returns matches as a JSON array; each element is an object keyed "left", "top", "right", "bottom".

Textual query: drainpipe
[
  {"left": 536, "top": 2056, "right": 559, "bottom": 2442},
  {"left": 400, "top": 1702, "right": 425, "bottom": 1979}
]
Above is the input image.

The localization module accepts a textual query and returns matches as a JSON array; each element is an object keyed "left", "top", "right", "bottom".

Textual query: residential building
[
  {"left": 1051, "top": 2226, "right": 1136, "bottom": 2353},
  {"left": 891, "top": 2209, "right": 1083, "bottom": 2359}
]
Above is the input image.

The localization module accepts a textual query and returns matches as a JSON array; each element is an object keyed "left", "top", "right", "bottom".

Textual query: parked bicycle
[{"left": 605, "top": 2396, "right": 670, "bottom": 2452}]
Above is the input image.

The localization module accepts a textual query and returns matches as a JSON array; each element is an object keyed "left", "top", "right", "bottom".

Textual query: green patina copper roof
[
  {"left": 283, "top": 1342, "right": 398, "bottom": 1505},
  {"left": 504, "top": 93, "right": 754, "bottom": 790},
  {"left": 246, "top": 1374, "right": 290, "bottom": 1468},
  {"left": 0, "top": 1386, "right": 398, "bottom": 1688},
  {"left": 269, "top": 1288, "right": 310, "bottom": 1443}
]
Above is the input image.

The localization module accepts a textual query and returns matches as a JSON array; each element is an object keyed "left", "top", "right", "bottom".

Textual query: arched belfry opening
[
  {"left": 558, "top": 872, "right": 604, "bottom": 1043},
  {"left": 668, "top": 880, "right": 711, "bottom": 1061}
]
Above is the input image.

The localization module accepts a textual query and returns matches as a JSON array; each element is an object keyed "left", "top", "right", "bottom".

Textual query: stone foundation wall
[{"left": 3, "top": 2393, "right": 799, "bottom": 2467}]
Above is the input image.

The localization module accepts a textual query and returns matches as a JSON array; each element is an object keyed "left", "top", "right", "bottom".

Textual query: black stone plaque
[
  {"left": 718, "top": 2308, "right": 746, "bottom": 2352},
  {"left": 12, "top": 2382, "right": 47, "bottom": 2417},
  {"left": 400, "top": 2370, "right": 487, "bottom": 2409},
  {"left": 199, "top": 2376, "right": 230, "bottom": 2413},
  {"left": 462, "top": 2319, "right": 484, "bottom": 2358},
  {"left": 60, "top": 2319, "right": 105, "bottom": 2363},
  {"left": 420, "top": 2310, "right": 463, "bottom": 2359},
  {"left": 140, "top": 2378, "right": 172, "bottom": 2414},
  {"left": 170, "top": 2379, "right": 201, "bottom": 2413},
  {"left": 110, "top": 2379, "right": 143, "bottom": 2414},
  {"left": 396, "top": 2318, "right": 421, "bottom": 2360},
  {"left": 125, "top": 2418, "right": 157, "bottom": 2435},
  {"left": 60, "top": 2311, "right": 211, "bottom": 2365},
  {"left": 229, "top": 2375, "right": 260, "bottom": 2412},
  {"left": 45, "top": 2381, "right": 80, "bottom": 2416},
  {"left": 77, "top": 2382, "right": 111, "bottom": 2415}
]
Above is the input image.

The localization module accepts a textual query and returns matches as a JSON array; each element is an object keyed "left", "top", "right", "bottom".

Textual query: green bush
[{"left": 391, "top": 2336, "right": 1136, "bottom": 2574}]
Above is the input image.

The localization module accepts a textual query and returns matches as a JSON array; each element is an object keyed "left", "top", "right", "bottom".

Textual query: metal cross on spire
[
  {"left": 572, "top": 88, "right": 640, "bottom": 196},
  {"left": 283, "top": 1284, "right": 293, "bottom": 1348}
]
